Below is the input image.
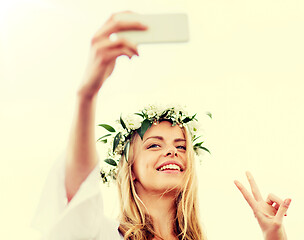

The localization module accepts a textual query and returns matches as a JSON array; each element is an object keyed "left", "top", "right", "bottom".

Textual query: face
[{"left": 132, "top": 121, "right": 187, "bottom": 196}]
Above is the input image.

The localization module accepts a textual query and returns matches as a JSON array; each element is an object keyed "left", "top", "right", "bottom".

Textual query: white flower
[
  {"left": 173, "top": 104, "right": 188, "bottom": 116},
  {"left": 122, "top": 113, "right": 142, "bottom": 130},
  {"left": 115, "top": 143, "right": 123, "bottom": 155},
  {"left": 107, "top": 137, "right": 114, "bottom": 156},
  {"left": 151, "top": 103, "right": 169, "bottom": 116},
  {"left": 120, "top": 130, "right": 128, "bottom": 139},
  {"left": 195, "top": 147, "right": 207, "bottom": 157},
  {"left": 187, "top": 119, "right": 200, "bottom": 133},
  {"left": 146, "top": 109, "right": 155, "bottom": 118}
]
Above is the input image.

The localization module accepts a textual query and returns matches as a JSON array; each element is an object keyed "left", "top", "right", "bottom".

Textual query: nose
[{"left": 165, "top": 148, "right": 178, "bottom": 157}]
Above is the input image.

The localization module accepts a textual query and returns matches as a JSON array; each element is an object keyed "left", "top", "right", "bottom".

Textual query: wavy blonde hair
[{"left": 116, "top": 122, "right": 206, "bottom": 240}]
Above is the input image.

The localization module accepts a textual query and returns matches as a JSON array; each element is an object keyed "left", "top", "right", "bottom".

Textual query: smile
[{"left": 157, "top": 164, "right": 182, "bottom": 172}]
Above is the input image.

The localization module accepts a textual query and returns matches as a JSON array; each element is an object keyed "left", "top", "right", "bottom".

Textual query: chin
[
  {"left": 155, "top": 174, "right": 185, "bottom": 190},
  {"left": 155, "top": 181, "right": 184, "bottom": 194}
]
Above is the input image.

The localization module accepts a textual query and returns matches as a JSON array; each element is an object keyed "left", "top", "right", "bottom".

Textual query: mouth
[{"left": 157, "top": 163, "right": 183, "bottom": 172}]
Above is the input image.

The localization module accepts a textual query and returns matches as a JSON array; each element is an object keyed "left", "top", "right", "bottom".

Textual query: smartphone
[{"left": 113, "top": 13, "right": 189, "bottom": 44}]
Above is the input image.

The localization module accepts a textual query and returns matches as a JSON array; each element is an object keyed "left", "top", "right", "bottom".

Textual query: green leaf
[
  {"left": 193, "top": 135, "right": 202, "bottom": 142},
  {"left": 183, "top": 113, "right": 197, "bottom": 123},
  {"left": 191, "top": 113, "right": 197, "bottom": 119},
  {"left": 96, "top": 133, "right": 112, "bottom": 142},
  {"left": 182, "top": 117, "right": 191, "bottom": 123},
  {"left": 160, "top": 109, "right": 170, "bottom": 118},
  {"left": 125, "top": 133, "right": 132, "bottom": 141},
  {"left": 206, "top": 112, "right": 212, "bottom": 119},
  {"left": 124, "top": 141, "right": 130, "bottom": 163},
  {"left": 198, "top": 145, "right": 211, "bottom": 154},
  {"left": 120, "top": 115, "right": 127, "bottom": 130},
  {"left": 113, "top": 132, "right": 122, "bottom": 152},
  {"left": 104, "top": 158, "right": 117, "bottom": 166},
  {"left": 137, "top": 119, "right": 152, "bottom": 140},
  {"left": 194, "top": 141, "right": 204, "bottom": 147},
  {"left": 99, "top": 139, "right": 107, "bottom": 143},
  {"left": 98, "top": 124, "right": 116, "bottom": 132},
  {"left": 134, "top": 112, "right": 144, "bottom": 118},
  {"left": 100, "top": 170, "right": 106, "bottom": 178}
]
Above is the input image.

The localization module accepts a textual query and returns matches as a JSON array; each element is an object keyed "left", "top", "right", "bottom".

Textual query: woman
[{"left": 33, "top": 12, "right": 291, "bottom": 240}]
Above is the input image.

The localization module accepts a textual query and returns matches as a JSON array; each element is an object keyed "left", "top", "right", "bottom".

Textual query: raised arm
[{"left": 65, "top": 12, "right": 147, "bottom": 202}]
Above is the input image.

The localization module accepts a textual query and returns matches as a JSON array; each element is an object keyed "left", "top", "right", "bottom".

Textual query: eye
[
  {"left": 177, "top": 145, "right": 186, "bottom": 150},
  {"left": 147, "top": 144, "right": 160, "bottom": 149}
]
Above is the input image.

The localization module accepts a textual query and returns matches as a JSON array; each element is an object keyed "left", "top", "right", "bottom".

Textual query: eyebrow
[{"left": 143, "top": 136, "right": 186, "bottom": 143}]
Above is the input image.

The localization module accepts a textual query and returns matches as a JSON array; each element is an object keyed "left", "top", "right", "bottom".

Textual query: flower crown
[{"left": 97, "top": 104, "right": 211, "bottom": 183}]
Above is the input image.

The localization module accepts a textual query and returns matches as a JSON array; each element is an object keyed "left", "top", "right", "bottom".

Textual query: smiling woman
[{"left": 116, "top": 120, "right": 203, "bottom": 239}]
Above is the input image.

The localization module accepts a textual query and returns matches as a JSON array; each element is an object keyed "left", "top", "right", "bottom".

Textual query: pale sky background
[{"left": 1, "top": 0, "right": 304, "bottom": 239}]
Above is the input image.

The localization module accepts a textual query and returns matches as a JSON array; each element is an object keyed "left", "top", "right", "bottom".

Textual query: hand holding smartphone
[{"left": 113, "top": 13, "right": 189, "bottom": 44}]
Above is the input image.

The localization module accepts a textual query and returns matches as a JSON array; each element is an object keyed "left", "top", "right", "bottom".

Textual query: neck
[{"left": 138, "top": 191, "right": 178, "bottom": 240}]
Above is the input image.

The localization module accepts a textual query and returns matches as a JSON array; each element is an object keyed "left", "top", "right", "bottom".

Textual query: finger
[
  {"left": 105, "top": 10, "right": 136, "bottom": 24},
  {"left": 265, "top": 202, "right": 279, "bottom": 216},
  {"left": 92, "top": 20, "right": 147, "bottom": 44},
  {"left": 107, "top": 38, "right": 138, "bottom": 55},
  {"left": 234, "top": 180, "right": 257, "bottom": 212},
  {"left": 101, "top": 48, "right": 135, "bottom": 64},
  {"left": 92, "top": 38, "right": 138, "bottom": 56},
  {"left": 246, "top": 171, "right": 263, "bottom": 201},
  {"left": 266, "top": 193, "right": 283, "bottom": 208},
  {"left": 96, "top": 13, "right": 148, "bottom": 40},
  {"left": 275, "top": 198, "right": 291, "bottom": 220},
  {"left": 266, "top": 193, "right": 283, "bottom": 205},
  {"left": 105, "top": 20, "right": 147, "bottom": 37},
  {"left": 266, "top": 193, "right": 288, "bottom": 216},
  {"left": 93, "top": 39, "right": 139, "bottom": 60}
]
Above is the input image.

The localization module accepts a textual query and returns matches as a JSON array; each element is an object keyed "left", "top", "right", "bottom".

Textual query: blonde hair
[{"left": 116, "top": 123, "right": 206, "bottom": 240}]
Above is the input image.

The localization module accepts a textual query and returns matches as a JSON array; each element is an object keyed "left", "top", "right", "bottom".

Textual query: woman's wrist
[
  {"left": 77, "top": 85, "right": 99, "bottom": 102},
  {"left": 264, "top": 226, "right": 287, "bottom": 240}
]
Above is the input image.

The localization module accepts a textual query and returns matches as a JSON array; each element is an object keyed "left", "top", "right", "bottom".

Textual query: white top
[{"left": 31, "top": 155, "right": 123, "bottom": 240}]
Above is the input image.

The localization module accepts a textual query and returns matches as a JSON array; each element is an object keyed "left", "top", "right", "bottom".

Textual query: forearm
[
  {"left": 66, "top": 92, "right": 99, "bottom": 167},
  {"left": 65, "top": 90, "right": 99, "bottom": 201}
]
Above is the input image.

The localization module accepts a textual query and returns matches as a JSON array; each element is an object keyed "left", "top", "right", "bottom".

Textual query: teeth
[{"left": 159, "top": 164, "right": 181, "bottom": 171}]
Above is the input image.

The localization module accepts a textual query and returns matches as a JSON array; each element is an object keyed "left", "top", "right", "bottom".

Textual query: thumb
[{"left": 276, "top": 198, "right": 291, "bottom": 220}]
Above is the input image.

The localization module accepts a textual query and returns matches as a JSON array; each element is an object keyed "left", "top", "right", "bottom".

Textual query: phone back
[{"left": 114, "top": 13, "right": 189, "bottom": 44}]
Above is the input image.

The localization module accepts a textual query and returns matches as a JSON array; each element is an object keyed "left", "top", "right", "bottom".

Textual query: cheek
[
  {"left": 132, "top": 155, "right": 155, "bottom": 179},
  {"left": 132, "top": 156, "right": 145, "bottom": 179},
  {"left": 132, "top": 161, "right": 140, "bottom": 179}
]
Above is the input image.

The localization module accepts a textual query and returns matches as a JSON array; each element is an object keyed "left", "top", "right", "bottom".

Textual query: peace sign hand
[{"left": 234, "top": 172, "right": 291, "bottom": 240}]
